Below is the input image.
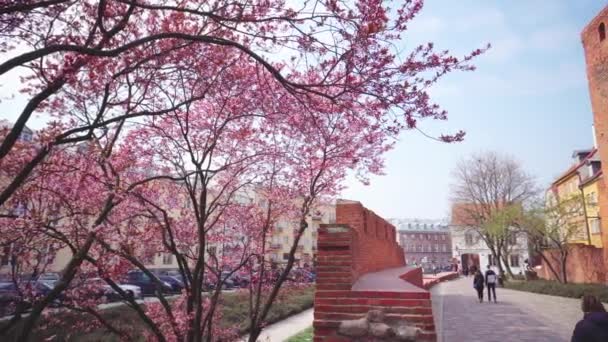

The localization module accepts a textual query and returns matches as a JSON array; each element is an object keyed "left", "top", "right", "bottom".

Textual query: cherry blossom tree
[
  {"left": 0, "top": 0, "right": 487, "bottom": 341},
  {"left": 0, "top": 0, "right": 485, "bottom": 204}
]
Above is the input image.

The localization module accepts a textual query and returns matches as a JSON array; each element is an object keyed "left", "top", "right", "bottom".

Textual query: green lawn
[
  {"left": 505, "top": 279, "right": 608, "bottom": 302},
  {"left": 286, "top": 326, "right": 313, "bottom": 342},
  {"left": 0, "top": 286, "right": 315, "bottom": 341}
]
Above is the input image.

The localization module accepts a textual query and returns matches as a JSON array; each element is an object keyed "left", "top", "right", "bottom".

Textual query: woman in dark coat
[
  {"left": 473, "top": 270, "right": 485, "bottom": 303},
  {"left": 571, "top": 294, "right": 608, "bottom": 342}
]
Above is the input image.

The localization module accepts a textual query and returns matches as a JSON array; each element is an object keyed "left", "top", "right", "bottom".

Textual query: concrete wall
[{"left": 537, "top": 244, "right": 606, "bottom": 284}]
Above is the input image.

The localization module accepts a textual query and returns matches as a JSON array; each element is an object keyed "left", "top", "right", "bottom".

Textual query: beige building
[{"left": 267, "top": 204, "right": 335, "bottom": 266}]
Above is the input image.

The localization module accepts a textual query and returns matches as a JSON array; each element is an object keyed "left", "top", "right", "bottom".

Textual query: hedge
[
  {"left": 504, "top": 279, "right": 608, "bottom": 302},
  {"left": 0, "top": 286, "right": 314, "bottom": 341}
]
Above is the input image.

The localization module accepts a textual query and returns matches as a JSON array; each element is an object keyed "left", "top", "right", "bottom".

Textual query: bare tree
[
  {"left": 451, "top": 151, "right": 538, "bottom": 278},
  {"left": 521, "top": 195, "right": 587, "bottom": 284}
]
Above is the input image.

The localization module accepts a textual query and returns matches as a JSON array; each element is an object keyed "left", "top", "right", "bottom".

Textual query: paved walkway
[
  {"left": 431, "top": 277, "right": 584, "bottom": 342},
  {"left": 242, "top": 308, "right": 313, "bottom": 342}
]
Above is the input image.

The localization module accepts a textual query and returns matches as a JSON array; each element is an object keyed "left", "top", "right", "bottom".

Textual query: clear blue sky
[
  {"left": 1, "top": 1, "right": 606, "bottom": 221},
  {"left": 341, "top": 0, "right": 608, "bottom": 220}
]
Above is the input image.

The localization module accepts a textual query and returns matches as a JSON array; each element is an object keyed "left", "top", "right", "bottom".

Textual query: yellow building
[
  {"left": 547, "top": 149, "right": 603, "bottom": 246},
  {"left": 581, "top": 170, "right": 604, "bottom": 247}
]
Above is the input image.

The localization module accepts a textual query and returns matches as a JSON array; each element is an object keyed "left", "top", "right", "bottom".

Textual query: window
[
  {"left": 283, "top": 253, "right": 290, "bottom": 260},
  {"left": 465, "top": 232, "right": 474, "bottom": 245},
  {"left": 207, "top": 246, "right": 217, "bottom": 255},
  {"left": 510, "top": 254, "right": 520, "bottom": 267},
  {"left": 591, "top": 218, "right": 601, "bottom": 234},
  {"left": 162, "top": 253, "right": 173, "bottom": 265},
  {"left": 488, "top": 254, "right": 497, "bottom": 266},
  {"left": 442, "top": 244, "right": 447, "bottom": 252},
  {"left": 417, "top": 245, "right": 423, "bottom": 252},
  {"left": 283, "top": 236, "right": 289, "bottom": 244},
  {"left": 441, "top": 235, "right": 446, "bottom": 241},
  {"left": 434, "top": 244, "right": 439, "bottom": 252},
  {"left": 426, "top": 245, "right": 432, "bottom": 252},
  {"left": 434, "top": 235, "right": 438, "bottom": 241},
  {"left": 507, "top": 234, "right": 517, "bottom": 246},
  {"left": 600, "top": 22, "right": 606, "bottom": 42},
  {"left": 588, "top": 192, "right": 598, "bottom": 205},
  {"left": 1, "top": 244, "right": 11, "bottom": 266},
  {"left": 426, "top": 234, "right": 431, "bottom": 240}
]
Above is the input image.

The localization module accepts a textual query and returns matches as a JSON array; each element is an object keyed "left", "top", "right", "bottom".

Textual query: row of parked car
[{"left": 0, "top": 267, "right": 316, "bottom": 317}]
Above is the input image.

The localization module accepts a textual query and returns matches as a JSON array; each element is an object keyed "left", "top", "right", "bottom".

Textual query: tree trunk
[
  {"left": 500, "top": 253, "right": 515, "bottom": 278},
  {"left": 16, "top": 233, "right": 95, "bottom": 341},
  {"left": 560, "top": 251, "right": 569, "bottom": 284},
  {"left": 536, "top": 248, "right": 561, "bottom": 283}
]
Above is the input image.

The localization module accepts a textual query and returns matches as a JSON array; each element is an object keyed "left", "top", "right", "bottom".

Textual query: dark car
[
  {"left": 0, "top": 281, "right": 57, "bottom": 317},
  {"left": 0, "top": 282, "right": 25, "bottom": 317},
  {"left": 220, "top": 272, "right": 249, "bottom": 288},
  {"left": 204, "top": 273, "right": 234, "bottom": 291},
  {"left": 122, "top": 271, "right": 172, "bottom": 296},
  {"left": 158, "top": 275, "right": 184, "bottom": 293}
]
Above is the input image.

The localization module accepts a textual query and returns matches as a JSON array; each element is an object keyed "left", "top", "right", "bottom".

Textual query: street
[{"left": 432, "top": 277, "right": 584, "bottom": 342}]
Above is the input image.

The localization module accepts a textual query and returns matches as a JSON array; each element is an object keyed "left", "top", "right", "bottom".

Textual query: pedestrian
[
  {"left": 473, "top": 270, "right": 485, "bottom": 303},
  {"left": 485, "top": 265, "right": 497, "bottom": 303},
  {"left": 571, "top": 294, "right": 608, "bottom": 342},
  {"left": 463, "top": 265, "right": 469, "bottom": 277}
]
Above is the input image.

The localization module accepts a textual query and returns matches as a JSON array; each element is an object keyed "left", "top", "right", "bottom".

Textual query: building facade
[
  {"left": 390, "top": 219, "right": 451, "bottom": 270},
  {"left": 546, "top": 149, "right": 602, "bottom": 246},
  {"left": 583, "top": 5, "right": 608, "bottom": 264},
  {"left": 450, "top": 203, "right": 530, "bottom": 275}
]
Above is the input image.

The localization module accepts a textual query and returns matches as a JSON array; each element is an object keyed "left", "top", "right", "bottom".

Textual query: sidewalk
[{"left": 241, "top": 308, "right": 313, "bottom": 342}]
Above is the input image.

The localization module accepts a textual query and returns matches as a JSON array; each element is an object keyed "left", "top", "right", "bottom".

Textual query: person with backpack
[
  {"left": 571, "top": 294, "right": 608, "bottom": 342},
  {"left": 485, "top": 265, "right": 497, "bottom": 303},
  {"left": 473, "top": 270, "right": 485, "bottom": 303}
]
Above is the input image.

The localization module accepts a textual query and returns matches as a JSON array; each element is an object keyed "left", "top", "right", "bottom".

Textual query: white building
[{"left": 450, "top": 225, "right": 530, "bottom": 276}]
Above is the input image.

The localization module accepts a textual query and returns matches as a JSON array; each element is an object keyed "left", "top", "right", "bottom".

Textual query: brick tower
[{"left": 582, "top": 5, "right": 608, "bottom": 275}]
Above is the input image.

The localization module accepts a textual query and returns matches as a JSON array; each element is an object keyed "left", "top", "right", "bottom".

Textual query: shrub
[
  {"left": 0, "top": 286, "right": 315, "bottom": 341},
  {"left": 504, "top": 279, "right": 608, "bottom": 302}
]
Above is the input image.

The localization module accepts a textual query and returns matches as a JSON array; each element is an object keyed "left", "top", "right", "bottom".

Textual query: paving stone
[{"left": 431, "top": 277, "right": 583, "bottom": 342}]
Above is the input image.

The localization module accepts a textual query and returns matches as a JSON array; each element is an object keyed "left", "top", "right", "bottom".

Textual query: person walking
[
  {"left": 485, "top": 265, "right": 497, "bottom": 303},
  {"left": 571, "top": 294, "right": 608, "bottom": 342},
  {"left": 473, "top": 270, "right": 485, "bottom": 303}
]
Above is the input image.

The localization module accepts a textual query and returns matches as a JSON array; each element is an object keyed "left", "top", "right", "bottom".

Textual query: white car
[
  {"left": 86, "top": 278, "right": 143, "bottom": 301},
  {"left": 115, "top": 283, "right": 143, "bottom": 300}
]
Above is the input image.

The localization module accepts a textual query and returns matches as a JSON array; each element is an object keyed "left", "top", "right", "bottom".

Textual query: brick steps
[
  {"left": 316, "top": 290, "right": 430, "bottom": 299},
  {"left": 314, "top": 304, "right": 433, "bottom": 315}
]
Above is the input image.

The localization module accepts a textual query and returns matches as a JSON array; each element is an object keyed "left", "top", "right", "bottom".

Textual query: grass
[
  {"left": 286, "top": 326, "right": 313, "bottom": 342},
  {"left": 504, "top": 279, "right": 608, "bottom": 302},
  {"left": 0, "top": 286, "right": 315, "bottom": 341}
]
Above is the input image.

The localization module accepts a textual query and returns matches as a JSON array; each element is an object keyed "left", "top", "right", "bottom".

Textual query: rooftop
[{"left": 389, "top": 218, "right": 449, "bottom": 232}]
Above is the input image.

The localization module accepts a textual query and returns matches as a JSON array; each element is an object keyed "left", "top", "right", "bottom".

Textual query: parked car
[
  {"left": 122, "top": 271, "right": 172, "bottom": 296},
  {"left": 158, "top": 275, "right": 184, "bottom": 294},
  {"left": 0, "top": 281, "right": 58, "bottom": 317},
  {"left": 0, "top": 282, "right": 25, "bottom": 317},
  {"left": 204, "top": 273, "right": 234, "bottom": 291},
  {"left": 220, "top": 271, "right": 249, "bottom": 288},
  {"left": 85, "top": 278, "right": 143, "bottom": 301},
  {"left": 37, "top": 272, "right": 60, "bottom": 282}
]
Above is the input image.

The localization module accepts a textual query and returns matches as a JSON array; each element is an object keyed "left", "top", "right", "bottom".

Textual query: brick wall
[
  {"left": 314, "top": 201, "right": 435, "bottom": 341},
  {"left": 583, "top": 5, "right": 608, "bottom": 270},
  {"left": 335, "top": 200, "right": 404, "bottom": 281},
  {"left": 537, "top": 244, "right": 606, "bottom": 284}
]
